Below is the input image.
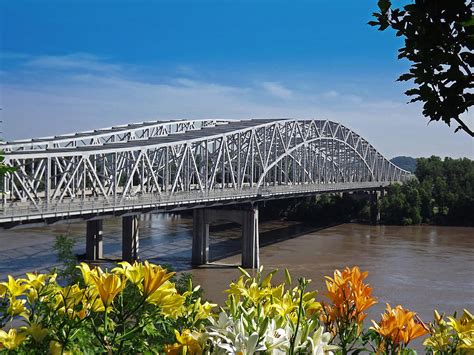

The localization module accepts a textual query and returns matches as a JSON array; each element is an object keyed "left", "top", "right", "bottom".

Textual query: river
[{"left": 0, "top": 213, "right": 473, "bottom": 329}]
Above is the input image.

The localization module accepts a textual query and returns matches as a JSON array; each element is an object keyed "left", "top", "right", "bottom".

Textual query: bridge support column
[
  {"left": 242, "top": 205, "right": 259, "bottom": 269},
  {"left": 192, "top": 209, "right": 209, "bottom": 265},
  {"left": 86, "top": 220, "right": 103, "bottom": 260},
  {"left": 191, "top": 205, "right": 260, "bottom": 268},
  {"left": 370, "top": 190, "right": 382, "bottom": 224},
  {"left": 122, "top": 215, "right": 139, "bottom": 262}
]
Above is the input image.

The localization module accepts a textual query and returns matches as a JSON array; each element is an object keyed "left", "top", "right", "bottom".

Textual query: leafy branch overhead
[{"left": 369, "top": 0, "right": 474, "bottom": 137}]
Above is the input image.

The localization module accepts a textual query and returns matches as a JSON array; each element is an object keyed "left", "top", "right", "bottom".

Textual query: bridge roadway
[{"left": 1, "top": 118, "right": 411, "bottom": 267}]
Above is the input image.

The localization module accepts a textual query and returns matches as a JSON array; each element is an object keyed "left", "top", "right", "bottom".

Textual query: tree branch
[{"left": 453, "top": 116, "right": 474, "bottom": 137}]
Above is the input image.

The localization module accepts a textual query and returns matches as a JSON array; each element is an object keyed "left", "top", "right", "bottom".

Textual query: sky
[{"left": 0, "top": 0, "right": 473, "bottom": 159}]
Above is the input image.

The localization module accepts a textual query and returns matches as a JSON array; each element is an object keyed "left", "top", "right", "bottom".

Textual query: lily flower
[
  {"left": 1, "top": 275, "right": 29, "bottom": 297},
  {"left": 90, "top": 272, "right": 125, "bottom": 308},
  {"left": 22, "top": 324, "right": 48, "bottom": 343},
  {"left": 0, "top": 328, "right": 27, "bottom": 350},
  {"left": 142, "top": 261, "right": 175, "bottom": 297},
  {"left": 164, "top": 329, "right": 202, "bottom": 355},
  {"left": 371, "top": 304, "right": 428, "bottom": 347}
]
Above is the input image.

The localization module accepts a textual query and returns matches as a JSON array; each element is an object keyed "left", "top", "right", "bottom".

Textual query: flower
[
  {"left": 142, "top": 261, "right": 175, "bottom": 296},
  {"left": 23, "top": 324, "right": 48, "bottom": 343},
  {"left": 49, "top": 340, "right": 73, "bottom": 355},
  {"left": 447, "top": 309, "right": 474, "bottom": 344},
  {"left": 1, "top": 275, "right": 29, "bottom": 297},
  {"left": 164, "top": 329, "right": 202, "bottom": 354},
  {"left": 76, "top": 263, "right": 101, "bottom": 286},
  {"left": 371, "top": 304, "right": 428, "bottom": 347},
  {"left": 25, "top": 272, "right": 48, "bottom": 290},
  {"left": 146, "top": 281, "right": 185, "bottom": 317},
  {"left": 0, "top": 328, "right": 27, "bottom": 350},
  {"left": 7, "top": 297, "right": 28, "bottom": 318},
  {"left": 112, "top": 261, "right": 144, "bottom": 285},
  {"left": 90, "top": 272, "right": 125, "bottom": 308},
  {"left": 323, "top": 266, "right": 377, "bottom": 326},
  {"left": 308, "top": 325, "right": 339, "bottom": 355}
]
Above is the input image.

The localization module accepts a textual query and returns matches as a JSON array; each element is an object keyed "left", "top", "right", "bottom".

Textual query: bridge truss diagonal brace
[{"left": 191, "top": 205, "right": 260, "bottom": 268}]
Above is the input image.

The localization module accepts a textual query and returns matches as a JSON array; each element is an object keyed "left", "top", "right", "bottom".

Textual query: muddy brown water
[{"left": 0, "top": 214, "right": 473, "bottom": 340}]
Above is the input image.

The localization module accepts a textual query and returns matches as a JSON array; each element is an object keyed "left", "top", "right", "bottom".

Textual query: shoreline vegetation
[
  {"left": 0, "top": 262, "right": 472, "bottom": 354},
  {"left": 260, "top": 156, "right": 474, "bottom": 227}
]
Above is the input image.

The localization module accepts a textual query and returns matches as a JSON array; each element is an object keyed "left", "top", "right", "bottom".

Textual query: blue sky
[{"left": 1, "top": 0, "right": 472, "bottom": 158}]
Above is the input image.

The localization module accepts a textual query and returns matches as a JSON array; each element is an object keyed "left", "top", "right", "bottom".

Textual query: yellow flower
[
  {"left": 25, "top": 272, "right": 48, "bottom": 290},
  {"left": 193, "top": 300, "right": 217, "bottom": 322},
  {"left": 49, "top": 340, "right": 73, "bottom": 355},
  {"left": 448, "top": 309, "right": 474, "bottom": 350},
  {"left": 0, "top": 328, "right": 27, "bottom": 350},
  {"left": 146, "top": 281, "right": 184, "bottom": 317},
  {"left": 142, "top": 261, "right": 175, "bottom": 297},
  {"left": 83, "top": 288, "right": 106, "bottom": 313},
  {"left": 77, "top": 263, "right": 103, "bottom": 286},
  {"left": 112, "top": 261, "right": 144, "bottom": 285},
  {"left": 164, "top": 329, "right": 202, "bottom": 354},
  {"left": 0, "top": 283, "right": 6, "bottom": 297},
  {"left": 1, "top": 276, "right": 29, "bottom": 297},
  {"left": 371, "top": 304, "right": 428, "bottom": 347},
  {"left": 90, "top": 272, "right": 125, "bottom": 308},
  {"left": 22, "top": 324, "right": 48, "bottom": 343},
  {"left": 55, "top": 284, "right": 87, "bottom": 320},
  {"left": 7, "top": 298, "right": 28, "bottom": 318}
]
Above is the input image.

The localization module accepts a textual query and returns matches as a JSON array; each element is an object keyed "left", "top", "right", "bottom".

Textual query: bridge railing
[{"left": 0, "top": 181, "right": 390, "bottom": 224}]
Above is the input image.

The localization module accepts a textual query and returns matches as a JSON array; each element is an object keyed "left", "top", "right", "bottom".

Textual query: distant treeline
[
  {"left": 382, "top": 156, "right": 474, "bottom": 226},
  {"left": 259, "top": 156, "right": 474, "bottom": 227}
]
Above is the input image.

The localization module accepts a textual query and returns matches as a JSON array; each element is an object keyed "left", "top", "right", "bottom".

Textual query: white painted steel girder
[{"left": 0, "top": 119, "right": 412, "bottom": 223}]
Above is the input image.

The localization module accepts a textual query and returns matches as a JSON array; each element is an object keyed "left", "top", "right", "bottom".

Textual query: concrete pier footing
[
  {"left": 122, "top": 215, "right": 139, "bottom": 262},
  {"left": 86, "top": 219, "right": 103, "bottom": 260},
  {"left": 192, "top": 205, "right": 260, "bottom": 268}
]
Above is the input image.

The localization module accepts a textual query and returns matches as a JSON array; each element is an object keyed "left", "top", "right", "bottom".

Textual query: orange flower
[
  {"left": 371, "top": 304, "right": 428, "bottom": 347},
  {"left": 323, "top": 266, "right": 377, "bottom": 325}
]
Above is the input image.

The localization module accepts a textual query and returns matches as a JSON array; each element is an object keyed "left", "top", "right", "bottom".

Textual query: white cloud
[
  {"left": 1, "top": 54, "right": 472, "bottom": 159},
  {"left": 24, "top": 53, "right": 121, "bottom": 73},
  {"left": 261, "top": 81, "right": 293, "bottom": 99}
]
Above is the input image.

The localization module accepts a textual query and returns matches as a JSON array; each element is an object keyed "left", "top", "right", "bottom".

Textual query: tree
[{"left": 369, "top": 0, "right": 474, "bottom": 136}]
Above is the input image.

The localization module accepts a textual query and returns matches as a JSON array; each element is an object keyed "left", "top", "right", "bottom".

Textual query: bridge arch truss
[{"left": 1, "top": 119, "right": 411, "bottom": 224}]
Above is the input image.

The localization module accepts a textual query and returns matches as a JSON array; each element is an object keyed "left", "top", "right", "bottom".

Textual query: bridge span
[{"left": 1, "top": 118, "right": 411, "bottom": 267}]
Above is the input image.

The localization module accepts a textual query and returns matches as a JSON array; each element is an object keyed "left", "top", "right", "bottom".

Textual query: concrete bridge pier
[
  {"left": 192, "top": 209, "right": 209, "bottom": 265},
  {"left": 370, "top": 190, "right": 384, "bottom": 224},
  {"left": 86, "top": 219, "right": 103, "bottom": 260},
  {"left": 192, "top": 205, "right": 260, "bottom": 268},
  {"left": 122, "top": 215, "right": 140, "bottom": 262}
]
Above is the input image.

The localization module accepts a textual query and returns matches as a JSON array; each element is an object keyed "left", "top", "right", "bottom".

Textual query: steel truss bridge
[{"left": 0, "top": 119, "right": 411, "bottom": 226}]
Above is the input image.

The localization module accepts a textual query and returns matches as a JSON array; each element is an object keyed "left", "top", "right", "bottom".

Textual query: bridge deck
[{"left": 0, "top": 182, "right": 387, "bottom": 226}]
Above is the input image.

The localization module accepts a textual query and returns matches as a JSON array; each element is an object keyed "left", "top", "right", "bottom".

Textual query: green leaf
[
  {"left": 284, "top": 268, "right": 292, "bottom": 286},
  {"left": 378, "top": 0, "right": 391, "bottom": 13}
]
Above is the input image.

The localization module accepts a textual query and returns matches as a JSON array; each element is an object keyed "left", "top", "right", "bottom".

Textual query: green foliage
[
  {"left": 53, "top": 235, "right": 79, "bottom": 283},
  {"left": 381, "top": 156, "right": 474, "bottom": 226},
  {"left": 416, "top": 156, "right": 474, "bottom": 226},
  {"left": 260, "top": 194, "right": 371, "bottom": 226},
  {"left": 381, "top": 181, "right": 422, "bottom": 225},
  {"left": 369, "top": 0, "right": 474, "bottom": 136}
]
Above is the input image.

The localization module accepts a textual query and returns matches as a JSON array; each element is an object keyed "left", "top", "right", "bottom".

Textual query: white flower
[{"left": 308, "top": 325, "right": 339, "bottom": 355}]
